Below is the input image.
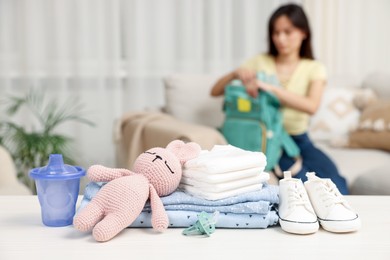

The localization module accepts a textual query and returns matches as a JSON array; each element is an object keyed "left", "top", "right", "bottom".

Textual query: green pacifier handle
[{"left": 182, "top": 211, "right": 219, "bottom": 237}]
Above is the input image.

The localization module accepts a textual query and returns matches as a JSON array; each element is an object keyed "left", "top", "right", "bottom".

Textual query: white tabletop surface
[{"left": 0, "top": 195, "right": 389, "bottom": 260}]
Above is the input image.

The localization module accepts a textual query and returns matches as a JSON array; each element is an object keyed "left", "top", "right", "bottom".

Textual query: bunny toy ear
[{"left": 166, "top": 140, "right": 201, "bottom": 165}]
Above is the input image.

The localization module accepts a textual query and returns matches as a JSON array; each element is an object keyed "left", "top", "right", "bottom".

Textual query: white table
[{"left": 1, "top": 196, "right": 389, "bottom": 260}]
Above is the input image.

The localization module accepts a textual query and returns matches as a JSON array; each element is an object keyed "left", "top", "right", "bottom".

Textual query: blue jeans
[{"left": 278, "top": 133, "right": 349, "bottom": 195}]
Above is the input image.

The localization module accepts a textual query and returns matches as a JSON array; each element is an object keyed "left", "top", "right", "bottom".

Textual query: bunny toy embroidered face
[{"left": 73, "top": 140, "right": 201, "bottom": 242}]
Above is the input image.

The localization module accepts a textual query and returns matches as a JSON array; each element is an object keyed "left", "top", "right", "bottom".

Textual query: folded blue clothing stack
[{"left": 79, "top": 181, "right": 279, "bottom": 228}]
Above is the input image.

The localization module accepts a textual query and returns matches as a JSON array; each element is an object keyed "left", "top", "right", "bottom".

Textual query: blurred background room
[{"left": 0, "top": 0, "right": 389, "bottom": 194}]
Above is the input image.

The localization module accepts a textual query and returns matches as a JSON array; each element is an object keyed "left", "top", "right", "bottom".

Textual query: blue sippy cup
[{"left": 29, "top": 154, "right": 85, "bottom": 227}]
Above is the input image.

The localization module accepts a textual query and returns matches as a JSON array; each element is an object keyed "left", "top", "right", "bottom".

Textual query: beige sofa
[
  {"left": 116, "top": 72, "right": 390, "bottom": 195},
  {"left": 0, "top": 145, "right": 32, "bottom": 195}
]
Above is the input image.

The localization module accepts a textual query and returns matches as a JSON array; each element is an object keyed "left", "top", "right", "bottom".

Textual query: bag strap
[
  {"left": 273, "top": 156, "right": 303, "bottom": 178},
  {"left": 280, "top": 131, "right": 300, "bottom": 158},
  {"left": 259, "top": 122, "right": 267, "bottom": 153}
]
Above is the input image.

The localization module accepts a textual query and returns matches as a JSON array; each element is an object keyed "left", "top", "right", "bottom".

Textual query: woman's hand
[
  {"left": 255, "top": 79, "right": 326, "bottom": 115},
  {"left": 234, "top": 68, "right": 259, "bottom": 98},
  {"left": 256, "top": 80, "right": 274, "bottom": 92},
  {"left": 234, "top": 68, "right": 256, "bottom": 85}
]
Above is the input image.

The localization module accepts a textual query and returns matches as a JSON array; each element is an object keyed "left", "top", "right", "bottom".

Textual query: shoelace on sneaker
[
  {"left": 316, "top": 180, "right": 347, "bottom": 208},
  {"left": 288, "top": 183, "right": 315, "bottom": 213}
]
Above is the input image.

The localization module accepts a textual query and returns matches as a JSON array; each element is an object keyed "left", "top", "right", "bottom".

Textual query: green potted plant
[{"left": 0, "top": 90, "right": 94, "bottom": 193}]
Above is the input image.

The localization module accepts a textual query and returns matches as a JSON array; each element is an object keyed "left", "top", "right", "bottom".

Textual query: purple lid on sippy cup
[{"left": 29, "top": 154, "right": 85, "bottom": 180}]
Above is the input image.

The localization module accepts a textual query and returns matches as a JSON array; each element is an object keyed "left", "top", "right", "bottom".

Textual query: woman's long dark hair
[{"left": 268, "top": 3, "right": 314, "bottom": 59}]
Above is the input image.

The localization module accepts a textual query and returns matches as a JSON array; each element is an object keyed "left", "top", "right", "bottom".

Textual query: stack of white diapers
[{"left": 180, "top": 145, "right": 269, "bottom": 200}]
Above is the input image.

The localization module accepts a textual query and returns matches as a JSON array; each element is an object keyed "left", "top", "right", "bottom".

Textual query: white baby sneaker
[
  {"left": 278, "top": 171, "right": 319, "bottom": 234},
  {"left": 304, "top": 172, "right": 361, "bottom": 233}
]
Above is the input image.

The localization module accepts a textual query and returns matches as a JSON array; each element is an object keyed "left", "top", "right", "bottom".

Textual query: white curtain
[
  {"left": 303, "top": 0, "right": 390, "bottom": 86},
  {"left": 0, "top": 0, "right": 295, "bottom": 168}
]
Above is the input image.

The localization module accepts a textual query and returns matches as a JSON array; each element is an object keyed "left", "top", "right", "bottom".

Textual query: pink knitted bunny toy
[{"left": 73, "top": 140, "right": 201, "bottom": 242}]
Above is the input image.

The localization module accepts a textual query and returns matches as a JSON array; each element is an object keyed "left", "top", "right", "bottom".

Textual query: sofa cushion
[
  {"left": 348, "top": 100, "right": 390, "bottom": 151},
  {"left": 163, "top": 74, "right": 225, "bottom": 129},
  {"left": 316, "top": 142, "right": 390, "bottom": 194},
  {"left": 351, "top": 167, "right": 390, "bottom": 195},
  {"left": 309, "top": 87, "right": 360, "bottom": 141}
]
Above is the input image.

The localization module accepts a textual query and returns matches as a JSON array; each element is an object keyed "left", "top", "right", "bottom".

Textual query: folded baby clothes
[
  {"left": 182, "top": 167, "right": 264, "bottom": 183},
  {"left": 165, "top": 184, "right": 278, "bottom": 204},
  {"left": 185, "top": 145, "right": 267, "bottom": 174},
  {"left": 130, "top": 209, "right": 279, "bottom": 228},
  {"left": 78, "top": 182, "right": 280, "bottom": 229},
  {"left": 142, "top": 185, "right": 278, "bottom": 214},
  {"left": 79, "top": 195, "right": 278, "bottom": 229},
  {"left": 181, "top": 173, "right": 269, "bottom": 193},
  {"left": 80, "top": 182, "right": 279, "bottom": 209},
  {"left": 146, "top": 200, "right": 271, "bottom": 214}
]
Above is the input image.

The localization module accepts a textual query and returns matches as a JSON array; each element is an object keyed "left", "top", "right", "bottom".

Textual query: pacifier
[{"left": 182, "top": 211, "right": 219, "bottom": 237}]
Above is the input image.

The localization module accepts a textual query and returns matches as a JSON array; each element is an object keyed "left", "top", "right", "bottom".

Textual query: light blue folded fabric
[
  {"left": 78, "top": 199, "right": 278, "bottom": 228},
  {"left": 78, "top": 182, "right": 280, "bottom": 229},
  {"left": 147, "top": 201, "right": 271, "bottom": 214},
  {"left": 175, "top": 185, "right": 278, "bottom": 204},
  {"left": 129, "top": 209, "right": 279, "bottom": 228},
  {"left": 82, "top": 181, "right": 105, "bottom": 200},
  {"left": 82, "top": 181, "right": 279, "bottom": 207},
  {"left": 79, "top": 192, "right": 273, "bottom": 216}
]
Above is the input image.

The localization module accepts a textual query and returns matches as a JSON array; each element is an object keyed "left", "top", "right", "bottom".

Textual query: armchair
[
  {"left": 0, "top": 145, "right": 32, "bottom": 195},
  {"left": 115, "top": 74, "right": 228, "bottom": 169}
]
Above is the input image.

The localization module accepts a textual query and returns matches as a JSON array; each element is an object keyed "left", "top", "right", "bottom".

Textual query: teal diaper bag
[{"left": 221, "top": 72, "right": 300, "bottom": 171}]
